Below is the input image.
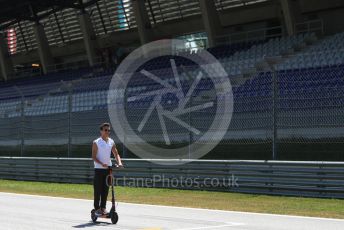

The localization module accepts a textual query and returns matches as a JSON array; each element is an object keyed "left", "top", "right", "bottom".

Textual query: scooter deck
[{"left": 95, "top": 213, "right": 111, "bottom": 218}]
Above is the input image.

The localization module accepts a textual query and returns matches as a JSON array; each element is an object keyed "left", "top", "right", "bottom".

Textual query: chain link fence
[{"left": 0, "top": 50, "right": 343, "bottom": 161}]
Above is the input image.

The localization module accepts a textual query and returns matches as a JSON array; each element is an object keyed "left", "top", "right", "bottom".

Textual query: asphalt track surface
[{"left": 0, "top": 192, "right": 343, "bottom": 230}]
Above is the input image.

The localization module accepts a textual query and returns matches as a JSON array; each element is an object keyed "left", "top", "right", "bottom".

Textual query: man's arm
[
  {"left": 92, "top": 142, "right": 107, "bottom": 167},
  {"left": 111, "top": 145, "right": 123, "bottom": 166}
]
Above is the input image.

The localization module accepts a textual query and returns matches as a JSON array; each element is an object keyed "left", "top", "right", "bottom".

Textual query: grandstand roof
[
  {"left": 0, "top": 0, "right": 101, "bottom": 29},
  {"left": 0, "top": 0, "right": 271, "bottom": 54}
]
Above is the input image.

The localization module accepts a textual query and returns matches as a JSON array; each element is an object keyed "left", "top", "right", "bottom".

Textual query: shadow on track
[{"left": 73, "top": 221, "right": 112, "bottom": 228}]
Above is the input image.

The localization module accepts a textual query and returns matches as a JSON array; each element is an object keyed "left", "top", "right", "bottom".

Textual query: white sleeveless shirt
[{"left": 93, "top": 137, "right": 115, "bottom": 169}]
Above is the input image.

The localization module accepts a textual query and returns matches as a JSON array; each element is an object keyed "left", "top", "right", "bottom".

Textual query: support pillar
[
  {"left": 0, "top": 33, "right": 13, "bottom": 81},
  {"left": 132, "top": 0, "right": 152, "bottom": 45},
  {"left": 78, "top": 12, "right": 98, "bottom": 67},
  {"left": 199, "top": 0, "right": 222, "bottom": 47},
  {"left": 33, "top": 23, "right": 54, "bottom": 74},
  {"left": 280, "top": 0, "right": 302, "bottom": 36}
]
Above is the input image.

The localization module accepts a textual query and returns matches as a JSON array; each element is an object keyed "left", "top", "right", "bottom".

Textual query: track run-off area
[{"left": 0, "top": 192, "right": 343, "bottom": 230}]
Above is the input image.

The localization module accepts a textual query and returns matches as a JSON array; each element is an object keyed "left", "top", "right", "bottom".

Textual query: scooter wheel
[
  {"left": 91, "top": 209, "right": 98, "bottom": 223},
  {"left": 110, "top": 209, "right": 118, "bottom": 224}
]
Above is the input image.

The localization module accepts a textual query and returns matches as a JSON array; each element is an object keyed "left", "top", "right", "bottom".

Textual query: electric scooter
[{"left": 91, "top": 164, "right": 123, "bottom": 224}]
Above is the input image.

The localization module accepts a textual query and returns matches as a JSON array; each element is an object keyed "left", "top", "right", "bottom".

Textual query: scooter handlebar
[{"left": 108, "top": 164, "right": 124, "bottom": 170}]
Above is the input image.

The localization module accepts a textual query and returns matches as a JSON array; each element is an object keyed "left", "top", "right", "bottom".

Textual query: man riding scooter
[{"left": 92, "top": 122, "right": 123, "bottom": 216}]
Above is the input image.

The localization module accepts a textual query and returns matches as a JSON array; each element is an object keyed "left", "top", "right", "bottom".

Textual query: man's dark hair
[{"left": 99, "top": 122, "right": 110, "bottom": 130}]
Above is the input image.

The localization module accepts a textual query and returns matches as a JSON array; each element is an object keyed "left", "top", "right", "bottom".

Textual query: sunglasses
[{"left": 103, "top": 129, "right": 111, "bottom": 132}]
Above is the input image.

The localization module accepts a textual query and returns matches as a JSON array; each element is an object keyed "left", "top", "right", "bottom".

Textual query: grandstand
[{"left": 0, "top": 0, "right": 343, "bottom": 162}]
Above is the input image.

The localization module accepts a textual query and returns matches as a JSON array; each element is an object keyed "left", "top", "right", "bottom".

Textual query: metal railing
[
  {"left": 45, "top": 56, "right": 105, "bottom": 73},
  {"left": 0, "top": 157, "right": 343, "bottom": 199},
  {"left": 7, "top": 56, "right": 108, "bottom": 80},
  {"left": 295, "top": 19, "right": 324, "bottom": 36},
  {"left": 215, "top": 26, "right": 284, "bottom": 46},
  {"left": 215, "top": 19, "right": 324, "bottom": 46}
]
